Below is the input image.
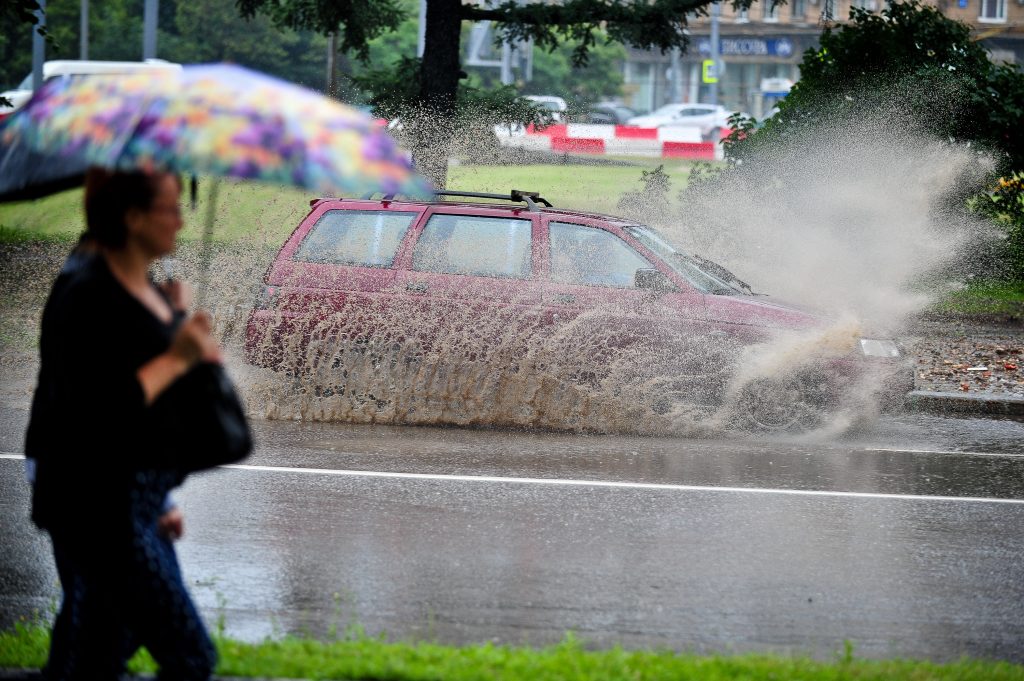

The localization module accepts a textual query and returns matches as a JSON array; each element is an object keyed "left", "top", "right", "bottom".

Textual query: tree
[
  {"left": 466, "top": 37, "right": 627, "bottom": 105},
  {"left": 0, "top": 0, "right": 46, "bottom": 102},
  {"left": 165, "top": 1, "right": 327, "bottom": 90},
  {"left": 0, "top": 0, "right": 330, "bottom": 100},
  {"left": 236, "top": 0, "right": 755, "bottom": 186},
  {"left": 726, "top": 1, "right": 1023, "bottom": 173}
]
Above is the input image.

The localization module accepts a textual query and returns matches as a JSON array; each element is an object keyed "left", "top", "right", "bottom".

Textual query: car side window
[
  {"left": 549, "top": 222, "right": 654, "bottom": 288},
  {"left": 412, "top": 214, "right": 532, "bottom": 279},
  {"left": 293, "top": 210, "right": 417, "bottom": 267}
]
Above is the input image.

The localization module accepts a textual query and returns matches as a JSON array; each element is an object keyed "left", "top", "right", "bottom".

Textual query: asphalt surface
[{"left": 1, "top": 407, "right": 1023, "bottom": 665}]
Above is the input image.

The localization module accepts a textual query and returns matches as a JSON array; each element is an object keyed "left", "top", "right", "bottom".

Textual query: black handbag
[{"left": 153, "top": 362, "right": 253, "bottom": 472}]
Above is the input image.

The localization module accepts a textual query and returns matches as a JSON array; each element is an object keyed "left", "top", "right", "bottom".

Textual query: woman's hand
[
  {"left": 160, "top": 279, "right": 193, "bottom": 313},
  {"left": 169, "top": 311, "right": 222, "bottom": 366},
  {"left": 138, "top": 311, "right": 222, "bottom": 404},
  {"left": 158, "top": 507, "right": 184, "bottom": 541}
]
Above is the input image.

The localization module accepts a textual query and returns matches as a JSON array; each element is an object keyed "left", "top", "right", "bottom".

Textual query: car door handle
[
  {"left": 554, "top": 294, "right": 575, "bottom": 304},
  {"left": 405, "top": 282, "right": 428, "bottom": 293}
]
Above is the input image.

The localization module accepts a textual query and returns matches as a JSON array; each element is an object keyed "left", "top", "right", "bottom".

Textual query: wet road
[{"left": 1, "top": 406, "right": 1022, "bottom": 663}]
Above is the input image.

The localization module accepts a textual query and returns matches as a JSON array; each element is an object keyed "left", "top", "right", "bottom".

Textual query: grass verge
[
  {"left": 2, "top": 621, "right": 1023, "bottom": 681},
  {"left": 934, "top": 280, "right": 1024, "bottom": 316}
]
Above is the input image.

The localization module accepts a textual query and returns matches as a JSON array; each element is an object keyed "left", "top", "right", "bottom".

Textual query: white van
[{"left": 0, "top": 59, "right": 182, "bottom": 118}]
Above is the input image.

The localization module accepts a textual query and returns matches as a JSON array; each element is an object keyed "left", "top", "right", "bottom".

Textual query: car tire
[{"left": 732, "top": 371, "right": 832, "bottom": 434}]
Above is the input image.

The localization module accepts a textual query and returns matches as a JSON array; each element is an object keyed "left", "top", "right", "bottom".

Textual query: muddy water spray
[
  {"left": 203, "top": 123, "right": 995, "bottom": 435},
  {"left": 0, "top": 119, "right": 997, "bottom": 436}
]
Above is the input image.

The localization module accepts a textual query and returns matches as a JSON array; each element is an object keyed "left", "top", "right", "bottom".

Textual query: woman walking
[{"left": 27, "top": 168, "right": 222, "bottom": 681}]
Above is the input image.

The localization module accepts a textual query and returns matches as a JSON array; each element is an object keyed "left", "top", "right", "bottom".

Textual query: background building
[{"left": 622, "top": 0, "right": 1024, "bottom": 117}]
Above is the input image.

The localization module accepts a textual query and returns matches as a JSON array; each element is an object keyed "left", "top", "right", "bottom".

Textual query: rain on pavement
[{"left": 2, "top": 404, "right": 1023, "bottom": 663}]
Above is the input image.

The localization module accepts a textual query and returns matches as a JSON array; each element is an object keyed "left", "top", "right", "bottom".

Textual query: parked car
[
  {"left": 523, "top": 95, "right": 568, "bottom": 122},
  {"left": 626, "top": 103, "right": 747, "bottom": 140},
  {"left": 0, "top": 59, "right": 181, "bottom": 120},
  {"left": 245, "top": 190, "right": 911, "bottom": 432},
  {"left": 590, "top": 102, "right": 638, "bottom": 124}
]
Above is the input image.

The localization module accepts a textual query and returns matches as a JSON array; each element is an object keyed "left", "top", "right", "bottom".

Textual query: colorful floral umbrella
[{"left": 0, "top": 63, "right": 431, "bottom": 201}]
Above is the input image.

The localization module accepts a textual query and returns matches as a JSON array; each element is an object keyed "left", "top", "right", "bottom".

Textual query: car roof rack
[
  {"left": 361, "top": 189, "right": 553, "bottom": 211},
  {"left": 435, "top": 190, "right": 553, "bottom": 211}
]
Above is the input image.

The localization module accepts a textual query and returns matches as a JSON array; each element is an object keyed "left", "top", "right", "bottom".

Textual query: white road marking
[
  {"left": 222, "top": 464, "right": 1024, "bottom": 504},
  {"left": 864, "top": 447, "right": 1024, "bottom": 458},
  {"left": 4, "top": 452, "right": 1021, "bottom": 505}
]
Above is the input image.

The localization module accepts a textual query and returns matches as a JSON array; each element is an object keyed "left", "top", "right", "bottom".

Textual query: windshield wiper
[
  {"left": 690, "top": 254, "right": 754, "bottom": 293},
  {"left": 674, "top": 253, "right": 761, "bottom": 295}
]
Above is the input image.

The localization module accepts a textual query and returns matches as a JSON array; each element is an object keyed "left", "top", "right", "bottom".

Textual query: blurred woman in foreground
[{"left": 26, "top": 168, "right": 220, "bottom": 681}]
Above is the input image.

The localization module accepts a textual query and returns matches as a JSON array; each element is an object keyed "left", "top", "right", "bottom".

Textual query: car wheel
[{"left": 732, "top": 372, "right": 831, "bottom": 433}]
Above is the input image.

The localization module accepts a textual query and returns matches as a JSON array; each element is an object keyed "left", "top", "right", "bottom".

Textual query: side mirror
[{"left": 635, "top": 268, "right": 676, "bottom": 293}]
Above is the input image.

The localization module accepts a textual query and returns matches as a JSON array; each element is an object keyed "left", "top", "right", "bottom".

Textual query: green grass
[
  {"left": 0, "top": 180, "right": 317, "bottom": 246},
  {"left": 0, "top": 161, "right": 693, "bottom": 245},
  {"left": 448, "top": 159, "right": 695, "bottom": 215},
  {"left": 934, "top": 280, "right": 1024, "bottom": 315},
  {"left": 2, "top": 622, "right": 1022, "bottom": 681}
]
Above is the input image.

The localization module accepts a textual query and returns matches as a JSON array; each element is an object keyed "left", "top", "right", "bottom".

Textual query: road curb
[{"left": 905, "top": 390, "right": 1024, "bottom": 417}]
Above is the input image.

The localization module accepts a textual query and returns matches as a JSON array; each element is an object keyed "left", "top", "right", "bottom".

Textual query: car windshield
[
  {"left": 16, "top": 73, "right": 32, "bottom": 90},
  {"left": 624, "top": 225, "right": 750, "bottom": 295}
]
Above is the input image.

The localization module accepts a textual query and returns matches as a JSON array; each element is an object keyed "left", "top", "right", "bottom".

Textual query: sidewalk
[{"left": 901, "top": 314, "right": 1024, "bottom": 418}]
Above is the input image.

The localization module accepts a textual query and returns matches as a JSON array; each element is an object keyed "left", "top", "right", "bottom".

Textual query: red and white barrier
[{"left": 494, "top": 123, "right": 725, "bottom": 161}]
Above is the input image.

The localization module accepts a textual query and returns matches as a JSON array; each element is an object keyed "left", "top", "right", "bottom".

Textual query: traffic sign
[{"left": 702, "top": 59, "right": 719, "bottom": 84}]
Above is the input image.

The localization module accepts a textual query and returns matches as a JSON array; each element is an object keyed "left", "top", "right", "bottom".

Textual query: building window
[
  {"left": 791, "top": 0, "right": 806, "bottom": 20},
  {"left": 763, "top": 1, "right": 779, "bottom": 21},
  {"left": 850, "top": 0, "right": 879, "bottom": 9},
  {"left": 979, "top": 0, "right": 1006, "bottom": 21},
  {"left": 735, "top": 7, "right": 749, "bottom": 22}
]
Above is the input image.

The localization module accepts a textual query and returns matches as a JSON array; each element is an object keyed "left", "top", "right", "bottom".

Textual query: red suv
[{"left": 245, "top": 190, "right": 911, "bottom": 432}]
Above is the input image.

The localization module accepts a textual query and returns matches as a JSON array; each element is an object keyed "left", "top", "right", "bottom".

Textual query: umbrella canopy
[{"left": 0, "top": 63, "right": 431, "bottom": 201}]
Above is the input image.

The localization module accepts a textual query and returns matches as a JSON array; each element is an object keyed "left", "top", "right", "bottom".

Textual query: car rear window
[
  {"left": 549, "top": 222, "right": 654, "bottom": 288},
  {"left": 293, "top": 209, "right": 417, "bottom": 267},
  {"left": 412, "top": 214, "right": 532, "bottom": 279}
]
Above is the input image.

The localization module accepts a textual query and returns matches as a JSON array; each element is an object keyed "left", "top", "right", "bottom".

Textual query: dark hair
[{"left": 83, "top": 168, "right": 178, "bottom": 249}]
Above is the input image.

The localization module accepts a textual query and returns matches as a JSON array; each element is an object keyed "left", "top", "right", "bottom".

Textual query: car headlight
[{"left": 859, "top": 338, "right": 900, "bottom": 358}]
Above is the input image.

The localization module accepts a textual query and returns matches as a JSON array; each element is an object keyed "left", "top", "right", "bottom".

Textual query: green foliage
[
  {"left": 166, "top": 1, "right": 327, "bottom": 90},
  {"left": 617, "top": 164, "right": 674, "bottom": 224},
  {"left": 0, "top": 0, "right": 328, "bottom": 93},
  {"left": 727, "top": 1, "right": 1024, "bottom": 173},
  {"left": 482, "top": 0, "right": 748, "bottom": 68},
  {"left": 936, "top": 278, "right": 1024, "bottom": 315},
  {"left": 236, "top": 0, "right": 407, "bottom": 61},
  {"left": 350, "top": 55, "right": 552, "bottom": 129},
  {"left": 974, "top": 174, "right": 1024, "bottom": 279},
  {"left": 464, "top": 38, "right": 626, "bottom": 104}
]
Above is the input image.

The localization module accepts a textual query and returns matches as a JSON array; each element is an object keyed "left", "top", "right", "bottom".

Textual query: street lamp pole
[
  {"left": 32, "top": 0, "right": 46, "bottom": 91},
  {"left": 709, "top": 2, "right": 720, "bottom": 105},
  {"left": 143, "top": 0, "right": 158, "bottom": 59},
  {"left": 80, "top": 0, "right": 89, "bottom": 60}
]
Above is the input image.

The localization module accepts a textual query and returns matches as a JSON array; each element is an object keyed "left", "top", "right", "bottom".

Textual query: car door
[
  {"left": 540, "top": 217, "right": 715, "bottom": 399},
  {"left": 250, "top": 201, "right": 424, "bottom": 372},
  {"left": 391, "top": 206, "right": 545, "bottom": 365}
]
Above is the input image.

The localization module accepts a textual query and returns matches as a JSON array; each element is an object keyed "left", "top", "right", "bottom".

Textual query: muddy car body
[{"left": 245, "top": 191, "right": 911, "bottom": 431}]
